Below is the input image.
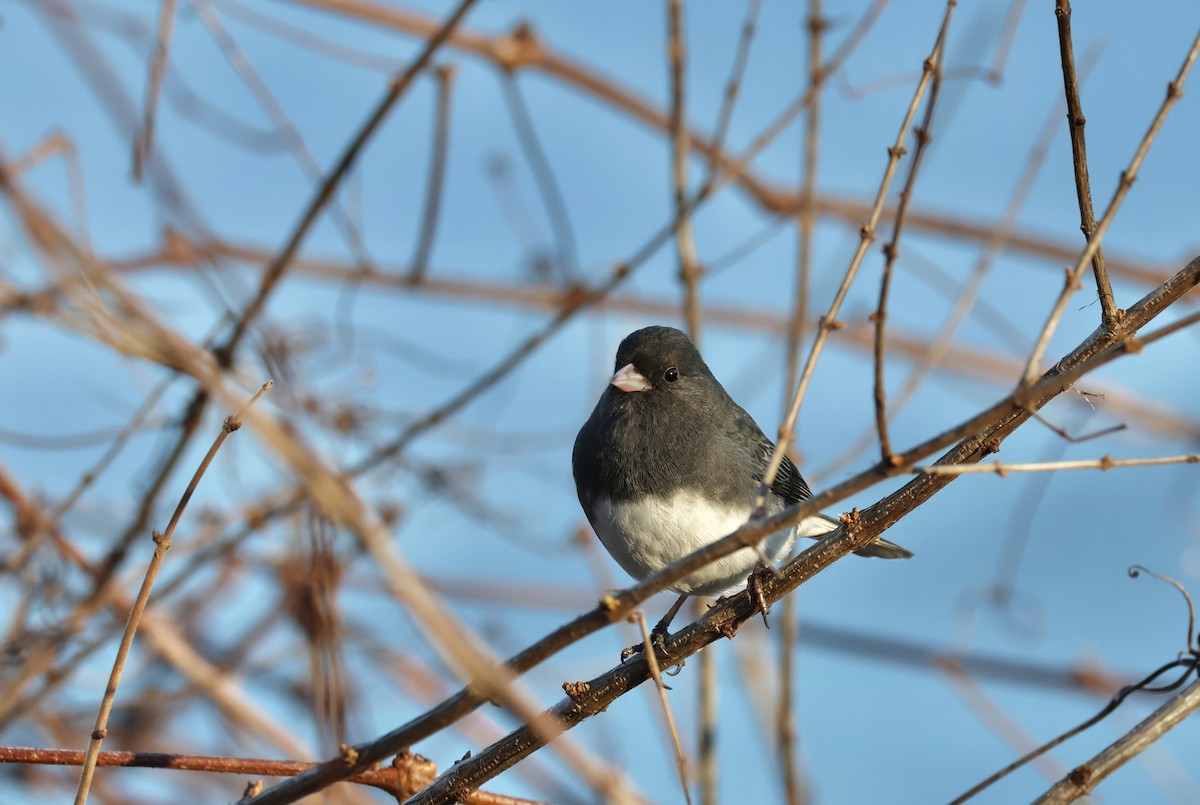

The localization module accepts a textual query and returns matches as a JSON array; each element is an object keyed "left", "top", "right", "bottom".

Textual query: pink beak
[{"left": 610, "top": 363, "right": 651, "bottom": 393}]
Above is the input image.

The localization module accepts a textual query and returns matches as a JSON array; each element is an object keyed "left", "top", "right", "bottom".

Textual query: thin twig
[
  {"left": 1054, "top": 0, "right": 1119, "bottom": 327},
  {"left": 1020, "top": 26, "right": 1200, "bottom": 388},
  {"left": 777, "top": 588, "right": 803, "bottom": 805},
  {"left": 918, "top": 454, "right": 1199, "bottom": 476},
  {"left": 837, "top": 44, "right": 1103, "bottom": 477},
  {"left": 872, "top": 31, "right": 945, "bottom": 463},
  {"left": 73, "top": 381, "right": 272, "bottom": 805},
  {"left": 635, "top": 611, "right": 693, "bottom": 805}
]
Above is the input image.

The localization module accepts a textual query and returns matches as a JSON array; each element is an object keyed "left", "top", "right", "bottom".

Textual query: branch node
[
  {"left": 563, "top": 680, "right": 591, "bottom": 702},
  {"left": 1068, "top": 764, "right": 1093, "bottom": 787},
  {"left": 838, "top": 508, "right": 861, "bottom": 529}
]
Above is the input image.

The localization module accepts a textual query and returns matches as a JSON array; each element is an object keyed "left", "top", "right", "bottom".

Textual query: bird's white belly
[{"left": 590, "top": 491, "right": 811, "bottom": 597}]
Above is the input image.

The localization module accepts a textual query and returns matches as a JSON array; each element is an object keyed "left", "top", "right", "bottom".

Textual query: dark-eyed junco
[{"left": 573, "top": 326, "right": 911, "bottom": 631}]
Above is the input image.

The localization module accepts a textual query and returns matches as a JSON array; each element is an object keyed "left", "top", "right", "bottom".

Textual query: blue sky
[{"left": 1, "top": 1, "right": 1199, "bottom": 803}]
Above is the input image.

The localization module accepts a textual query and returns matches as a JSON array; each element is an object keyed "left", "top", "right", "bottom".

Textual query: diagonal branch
[
  {"left": 396, "top": 254, "right": 1200, "bottom": 804},
  {"left": 1030, "top": 679, "right": 1200, "bottom": 804}
]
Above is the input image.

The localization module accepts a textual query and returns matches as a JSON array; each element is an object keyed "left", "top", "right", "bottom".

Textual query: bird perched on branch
[{"left": 572, "top": 325, "right": 911, "bottom": 638}]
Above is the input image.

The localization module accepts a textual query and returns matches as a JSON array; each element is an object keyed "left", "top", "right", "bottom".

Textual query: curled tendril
[
  {"left": 1129, "top": 565, "right": 1198, "bottom": 655},
  {"left": 950, "top": 567, "right": 1200, "bottom": 804}
]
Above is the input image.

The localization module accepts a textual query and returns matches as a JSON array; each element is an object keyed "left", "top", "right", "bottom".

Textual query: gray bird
[{"left": 573, "top": 326, "right": 911, "bottom": 633}]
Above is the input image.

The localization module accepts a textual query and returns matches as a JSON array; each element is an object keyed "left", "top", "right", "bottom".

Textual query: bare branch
[{"left": 1054, "top": 0, "right": 1120, "bottom": 326}]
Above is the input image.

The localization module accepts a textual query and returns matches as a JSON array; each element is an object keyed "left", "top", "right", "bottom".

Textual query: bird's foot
[
  {"left": 620, "top": 623, "right": 671, "bottom": 663},
  {"left": 620, "top": 594, "right": 689, "bottom": 670},
  {"left": 747, "top": 561, "right": 775, "bottom": 629}
]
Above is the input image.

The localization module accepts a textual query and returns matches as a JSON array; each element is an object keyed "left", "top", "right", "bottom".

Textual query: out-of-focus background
[{"left": 1, "top": 1, "right": 1198, "bottom": 803}]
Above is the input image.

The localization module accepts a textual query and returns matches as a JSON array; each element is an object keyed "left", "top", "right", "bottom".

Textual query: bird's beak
[{"left": 610, "top": 363, "right": 651, "bottom": 393}]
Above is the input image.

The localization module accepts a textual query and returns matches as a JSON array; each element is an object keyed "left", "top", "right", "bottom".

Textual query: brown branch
[
  {"left": 0, "top": 747, "right": 549, "bottom": 805},
  {"left": 706, "top": 0, "right": 760, "bottom": 173},
  {"left": 918, "top": 453, "right": 1200, "bottom": 476},
  {"left": 271, "top": 0, "right": 1192, "bottom": 296},
  {"left": 872, "top": 28, "right": 945, "bottom": 464},
  {"left": 1054, "top": 0, "right": 1120, "bottom": 327}
]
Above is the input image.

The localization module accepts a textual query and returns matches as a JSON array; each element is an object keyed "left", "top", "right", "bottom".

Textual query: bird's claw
[
  {"left": 748, "top": 562, "right": 774, "bottom": 629},
  {"left": 620, "top": 622, "right": 671, "bottom": 663}
]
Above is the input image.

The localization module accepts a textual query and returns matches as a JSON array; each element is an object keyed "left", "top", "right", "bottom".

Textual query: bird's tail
[{"left": 796, "top": 513, "right": 914, "bottom": 559}]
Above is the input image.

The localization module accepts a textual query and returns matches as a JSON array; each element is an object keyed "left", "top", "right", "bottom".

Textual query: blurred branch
[
  {"left": 283, "top": 0, "right": 1177, "bottom": 283},
  {"left": 408, "top": 64, "right": 455, "bottom": 282},
  {"left": 498, "top": 71, "right": 578, "bottom": 282},
  {"left": 667, "top": 0, "right": 701, "bottom": 341},
  {"left": 188, "top": 0, "right": 375, "bottom": 271},
  {"left": 132, "top": 0, "right": 177, "bottom": 181},
  {"left": 2, "top": 158, "right": 634, "bottom": 805},
  {"left": 213, "top": 0, "right": 479, "bottom": 365},
  {"left": 98, "top": 234, "right": 1200, "bottom": 441}
]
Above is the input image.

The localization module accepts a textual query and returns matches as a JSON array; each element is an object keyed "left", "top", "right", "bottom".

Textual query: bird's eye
[{"left": 664, "top": 367, "right": 679, "bottom": 383}]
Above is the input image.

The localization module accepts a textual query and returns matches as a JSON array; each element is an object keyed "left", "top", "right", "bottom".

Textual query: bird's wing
[{"left": 767, "top": 446, "right": 814, "bottom": 505}]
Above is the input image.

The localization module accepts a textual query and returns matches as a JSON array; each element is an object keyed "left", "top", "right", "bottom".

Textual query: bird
[{"left": 572, "top": 325, "right": 911, "bottom": 637}]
